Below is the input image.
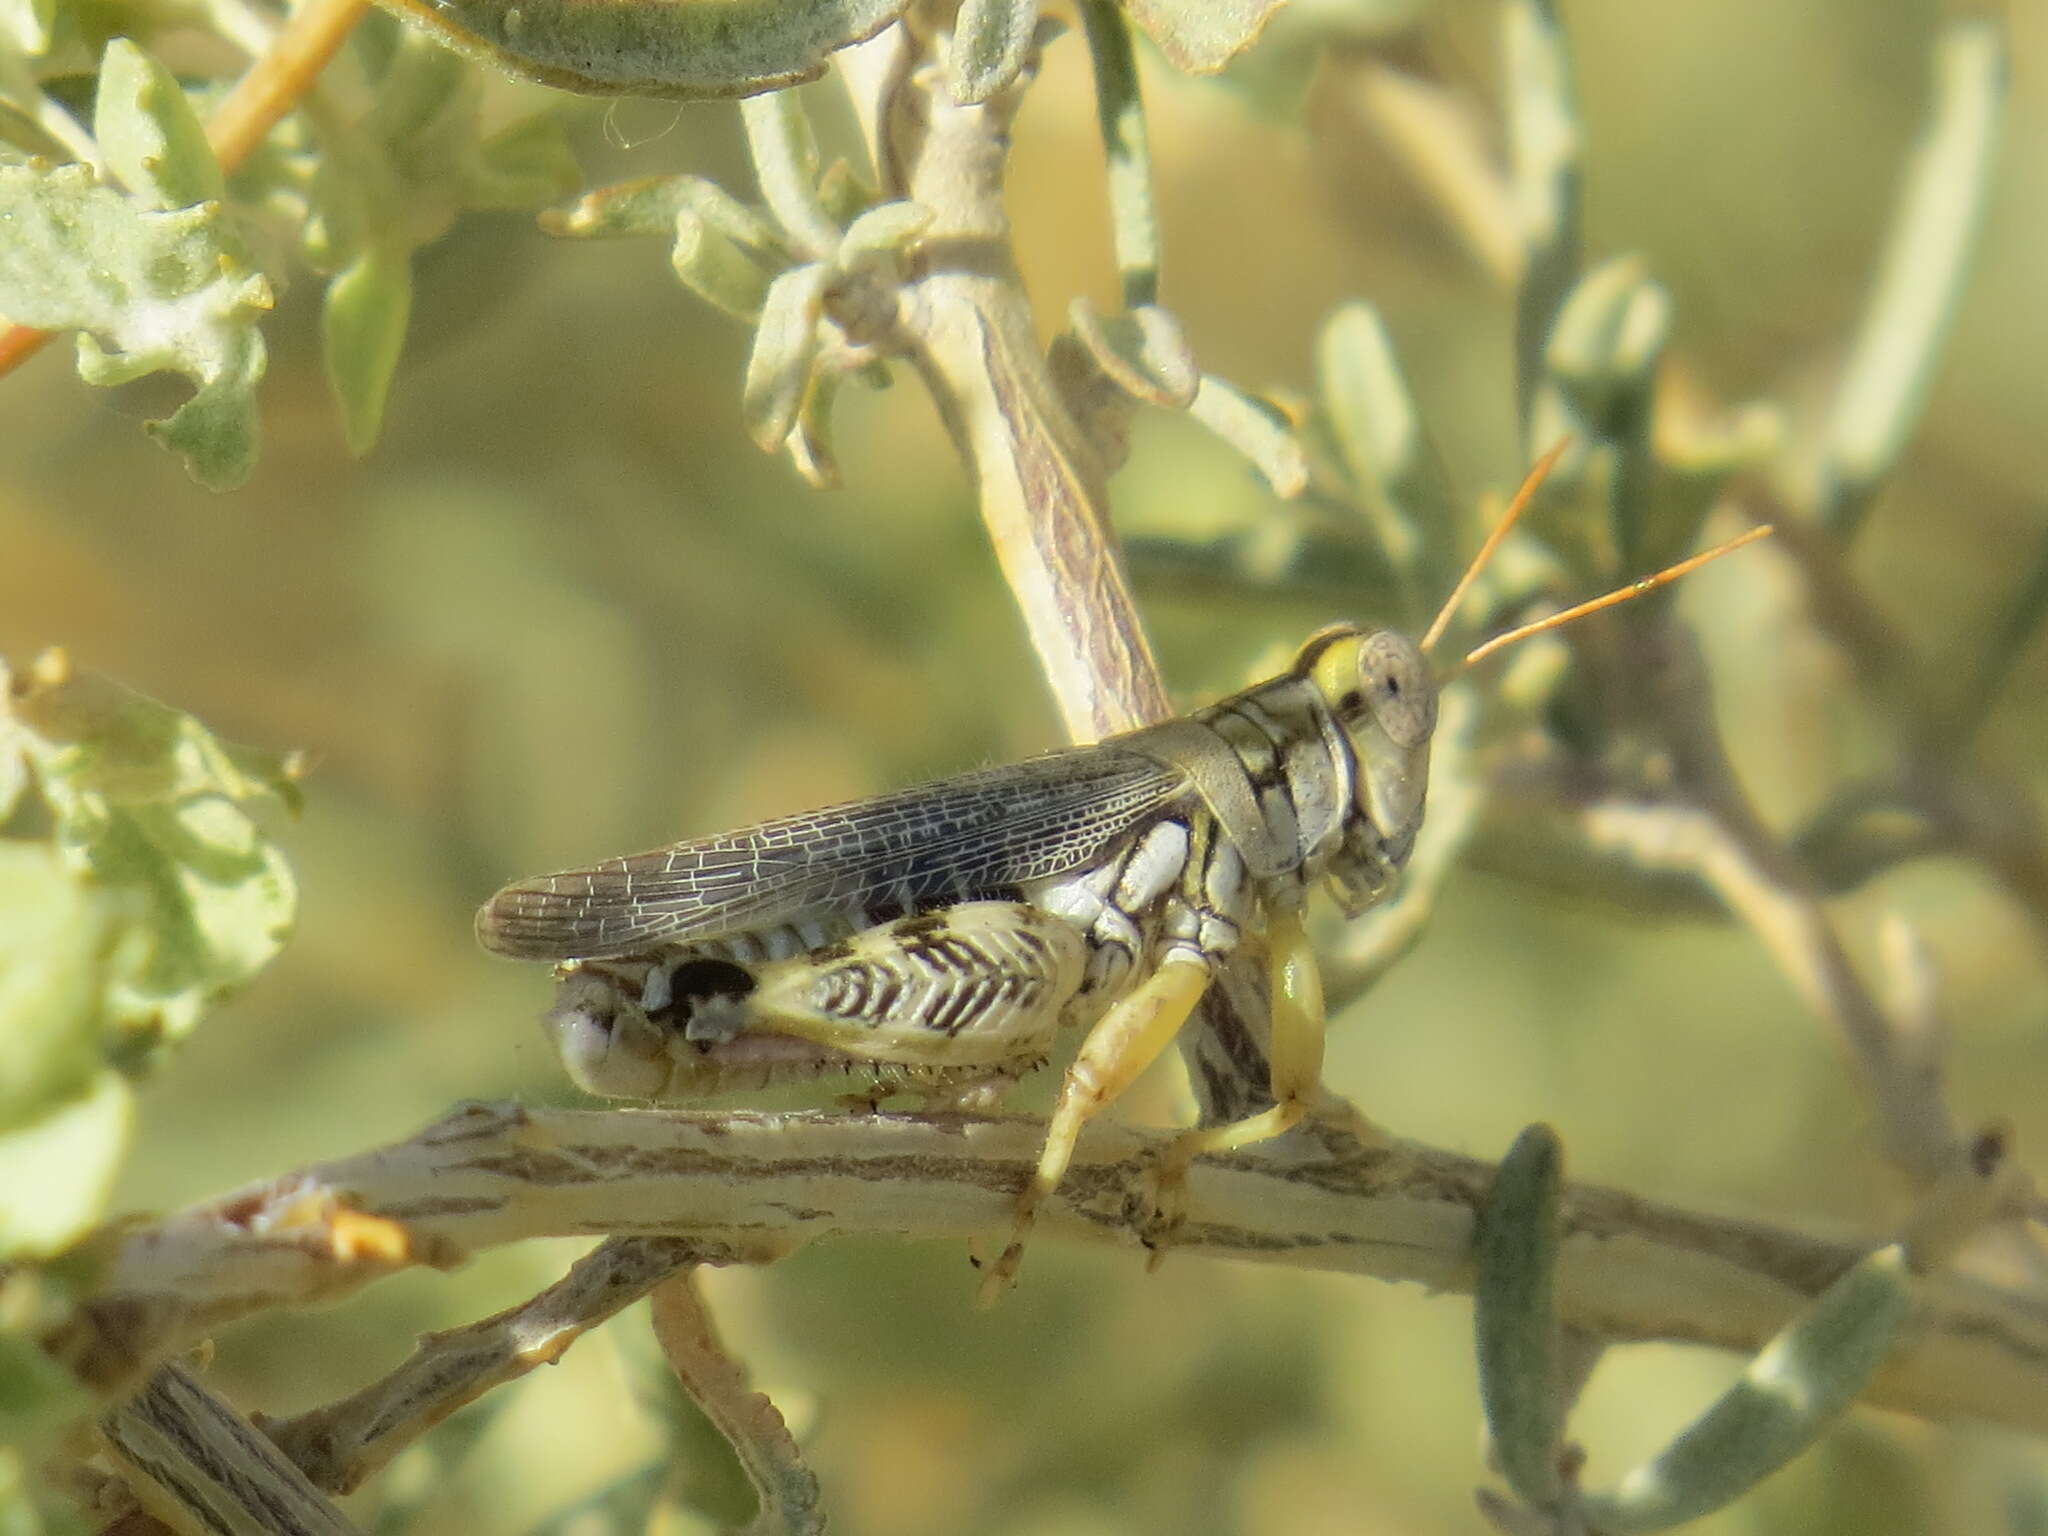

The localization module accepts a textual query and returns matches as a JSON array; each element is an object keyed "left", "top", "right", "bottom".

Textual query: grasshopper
[{"left": 478, "top": 448, "right": 1767, "bottom": 1296}]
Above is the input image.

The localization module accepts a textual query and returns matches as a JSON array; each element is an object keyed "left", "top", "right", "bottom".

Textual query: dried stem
[
  {"left": 43, "top": 1102, "right": 2048, "bottom": 1438},
  {"left": 98, "top": 1362, "right": 361, "bottom": 1535},
  {"left": 263, "top": 1236, "right": 708, "bottom": 1495},
  {"left": 647, "top": 1270, "right": 824, "bottom": 1536},
  {"left": 1580, "top": 792, "right": 1956, "bottom": 1183},
  {"left": 836, "top": 17, "right": 1170, "bottom": 743}
]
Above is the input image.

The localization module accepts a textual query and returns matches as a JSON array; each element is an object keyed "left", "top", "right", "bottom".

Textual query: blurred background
[{"left": 6, "top": 0, "right": 2048, "bottom": 1530}]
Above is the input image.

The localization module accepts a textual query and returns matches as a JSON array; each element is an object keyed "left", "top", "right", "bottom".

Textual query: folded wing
[{"left": 476, "top": 745, "right": 1190, "bottom": 960}]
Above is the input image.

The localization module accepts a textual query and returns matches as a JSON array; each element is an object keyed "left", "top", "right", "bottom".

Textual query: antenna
[
  {"left": 1418, "top": 438, "right": 1570, "bottom": 656},
  {"left": 1461, "top": 524, "right": 1774, "bottom": 670}
]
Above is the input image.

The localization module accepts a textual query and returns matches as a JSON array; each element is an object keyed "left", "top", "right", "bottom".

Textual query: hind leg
[
  {"left": 1146, "top": 909, "right": 1327, "bottom": 1262},
  {"left": 975, "top": 955, "right": 1210, "bottom": 1305}
]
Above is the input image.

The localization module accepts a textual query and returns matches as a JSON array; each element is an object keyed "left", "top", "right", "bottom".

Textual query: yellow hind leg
[
  {"left": 1147, "top": 910, "right": 1327, "bottom": 1264},
  {"left": 975, "top": 956, "right": 1210, "bottom": 1305}
]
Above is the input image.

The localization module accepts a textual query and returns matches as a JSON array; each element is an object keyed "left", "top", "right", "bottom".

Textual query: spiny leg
[
  {"left": 976, "top": 955, "right": 1211, "bottom": 1306},
  {"left": 1147, "top": 909, "right": 1326, "bottom": 1264}
]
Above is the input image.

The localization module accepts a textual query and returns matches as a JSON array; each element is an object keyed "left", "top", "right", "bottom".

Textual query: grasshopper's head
[{"left": 1295, "top": 624, "right": 1438, "bottom": 872}]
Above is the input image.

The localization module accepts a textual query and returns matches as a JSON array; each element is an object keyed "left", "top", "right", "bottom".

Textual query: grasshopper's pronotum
[{"left": 478, "top": 447, "right": 1767, "bottom": 1296}]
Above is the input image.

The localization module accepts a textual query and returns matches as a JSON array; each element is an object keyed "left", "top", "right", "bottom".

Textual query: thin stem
[{"left": 266, "top": 1237, "right": 706, "bottom": 1495}]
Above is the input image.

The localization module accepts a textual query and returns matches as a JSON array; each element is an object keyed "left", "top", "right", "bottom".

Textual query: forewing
[{"left": 477, "top": 745, "right": 1189, "bottom": 960}]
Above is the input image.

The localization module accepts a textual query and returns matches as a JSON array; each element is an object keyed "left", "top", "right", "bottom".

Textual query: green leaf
[
  {"left": 787, "top": 371, "right": 840, "bottom": 489},
  {"left": 544, "top": 173, "right": 785, "bottom": 256},
  {"left": 0, "top": 162, "right": 269, "bottom": 490},
  {"left": 1541, "top": 254, "right": 1669, "bottom": 565},
  {"left": 1581, "top": 1247, "right": 1912, "bottom": 1533},
  {"left": 1080, "top": 0, "right": 1159, "bottom": 308},
  {"left": 1473, "top": 1125, "right": 1566, "bottom": 1510},
  {"left": 2, "top": 654, "right": 300, "bottom": 1055},
  {"left": 0, "top": 1333, "right": 96, "bottom": 1476},
  {"left": 1067, "top": 297, "right": 1197, "bottom": 409},
  {"left": 1542, "top": 254, "right": 1668, "bottom": 425},
  {"left": 1121, "top": 0, "right": 1285, "bottom": 72},
  {"left": 740, "top": 87, "right": 838, "bottom": 258},
  {"left": 1818, "top": 21, "right": 2005, "bottom": 538},
  {"left": 0, "top": 0, "right": 54, "bottom": 55},
  {"left": 815, "top": 156, "right": 874, "bottom": 226},
  {"left": 837, "top": 199, "right": 929, "bottom": 267},
  {"left": 92, "top": 38, "right": 225, "bottom": 211},
  {"left": 323, "top": 244, "right": 414, "bottom": 455},
  {"left": 1186, "top": 375, "right": 1307, "bottom": 497},
  {"left": 741, "top": 260, "right": 830, "bottom": 449},
  {"left": 0, "top": 1071, "right": 132, "bottom": 1260},
  {"left": 372, "top": 0, "right": 907, "bottom": 99},
  {"left": 1504, "top": 0, "right": 1583, "bottom": 432},
  {"left": 1315, "top": 301, "right": 1423, "bottom": 573},
  {"left": 672, "top": 209, "right": 777, "bottom": 320},
  {"left": 464, "top": 109, "right": 583, "bottom": 209},
  {"left": 0, "top": 844, "right": 115, "bottom": 1134},
  {"left": 949, "top": 0, "right": 1036, "bottom": 104}
]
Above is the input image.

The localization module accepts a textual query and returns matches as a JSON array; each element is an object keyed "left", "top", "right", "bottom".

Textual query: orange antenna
[
  {"left": 1419, "top": 437, "right": 1571, "bottom": 656},
  {"left": 1461, "top": 524, "right": 1774, "bottom": 670}
]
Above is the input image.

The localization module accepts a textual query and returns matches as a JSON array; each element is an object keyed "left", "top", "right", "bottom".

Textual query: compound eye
[{"left": 1359, "top": 631, "right": 1437, "bottom": 750}]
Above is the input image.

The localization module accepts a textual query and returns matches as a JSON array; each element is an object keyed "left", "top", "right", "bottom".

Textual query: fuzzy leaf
[
  {"left": 0, "top": 0, "right": 53, "bottom": 54},
  {"left": 816, "top": 157, "right": 874, "bottom": 226},
  {"left": 0, "top": 1308, "right": 97, "bottom": 1451},
  {"left": 93, "top": 38, "right": 224, "bottom": 211},
  {"left": 1068, "top": 297, "right": 1197, "bottom": 409},
  {"left": 0, "top": 162, "right": 269, "bottom": 489},
  {"left": 1, "top": 655, "right": 300, "bottom": 1056},
  {"left": 836, "top": 197, "right": 930, "bottom": 269},
  {"left": 1122, "top": 0, "right": 1285, "bottom": 72},
  {"left": 1186, "top": 375, "right": 1307, "bottom": 497},
  {"left": 374, "top": 0, "right": 907, "bottom": 99},
  {"left": 1818, "top": 21, "right": 2005, "bottom": 537},
  {"left": 0, "top": 844, "right": 115, "bottom": 1134},
  {"left": 1543, "top": 254, "right": 1669, "bottom": 424},
  {"left": 323, "top": 244, "right": 414, "bottom": 455},
  {"left": 1582, "top": 1247, "right": 1912, "bottom": 1533},
  {"left": 0, "top": 1072, "right": 131, "bottom": 1260},
  {"left": 1474, "top": 1125, "right": 1566, "bottom": 1510},
  {"left": 543, "top": 175, "right": 705, "bottom": 239},
  {"left": 741, "top": 261, "right": 829, "bottom": 449},
  {"left": 740, "top": 88, "right": 838, "bottom": 258},
  {"left": 1315, "top": 301, "right": 1423, "bottom": 570},
  {"left": 672, "top": 210, "right": 776, "bottom": 320},
  {"left": 950, "top": 0, "right": 1036, "bottom": 104},
  {"left": 463, "top": 108, "right": 583, "bottom": 209}
]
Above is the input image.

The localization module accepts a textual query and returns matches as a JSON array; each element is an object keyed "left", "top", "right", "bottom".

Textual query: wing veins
[{"left": 478, "top": 747, "right": 1188, "bottom": 960}]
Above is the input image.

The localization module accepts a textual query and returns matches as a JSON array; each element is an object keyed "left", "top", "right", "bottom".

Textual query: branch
[
  {"left": 836, "top": 16, "right": 1169, "bottom": 744},
  {"left": 44, "top": 1102, "right": 2048, "bottom": 1437},
  {"left": 262, "top": 1235, "right": 708, "bottom": 1495},
  {"left": 98, "top": 1362, "right": 361, "bottom": 1535}
]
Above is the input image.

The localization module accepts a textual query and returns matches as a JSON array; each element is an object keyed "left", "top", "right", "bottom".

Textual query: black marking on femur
[
  {"left": 809, "top": 938, "right": 857, "bottom": 965},
  {"left": 920, "top": 937, "right": 980, "bottom": 972},
  {"left": 1012, "top": 927, "right": 1054, "bottom": 964},
  {"left": 1337, "top": 688, "right": 1363, "bottom": 713}
]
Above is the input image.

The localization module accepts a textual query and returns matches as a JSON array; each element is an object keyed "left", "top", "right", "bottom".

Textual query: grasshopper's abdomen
[
  {"left": 743, "top": 903, "right": 1086, "bottom": 1066},
  {"left": 545, "top": 902, "right": 1085, "bottom": 1100}
]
